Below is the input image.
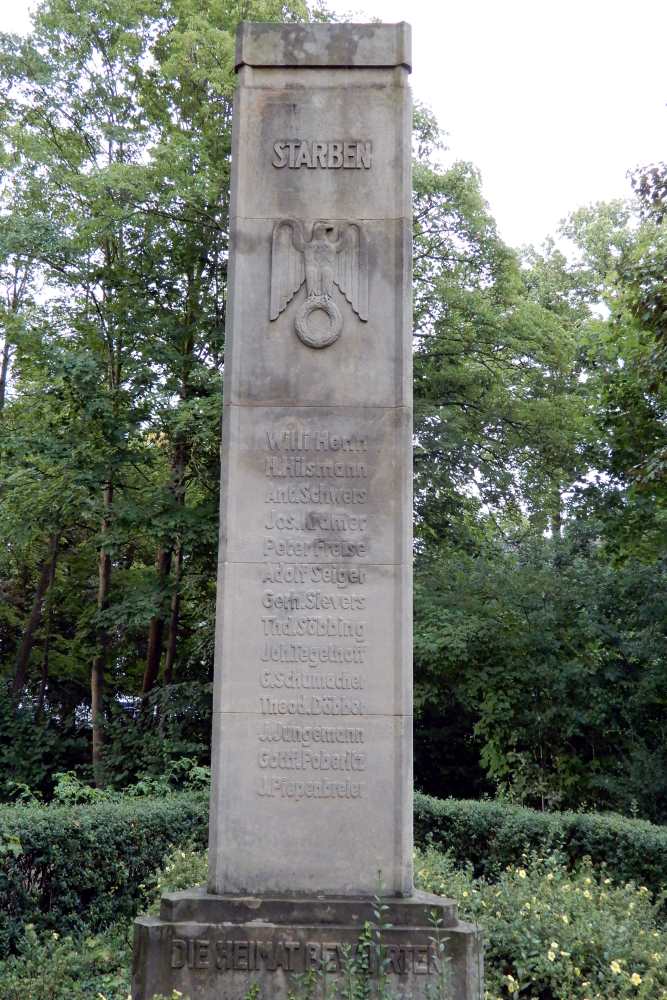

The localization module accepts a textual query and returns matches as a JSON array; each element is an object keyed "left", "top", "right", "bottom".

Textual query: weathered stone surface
[
  {"left": 235, "top": 21, "right": 412, "bottom": 71},
  {"left": 132, "top": 890, "right": 483, "bottom": 1000},
  {"left": 209, "top": 20, "right": 414, "bottom": 901}
]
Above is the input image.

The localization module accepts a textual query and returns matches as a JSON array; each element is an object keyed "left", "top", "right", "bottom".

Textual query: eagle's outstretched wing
[
  {"left": 334, "top": 223, "right": 368, "bottom": 322},
  {"left": 270, "top": 220, "right": 306, "bottom": 320}
]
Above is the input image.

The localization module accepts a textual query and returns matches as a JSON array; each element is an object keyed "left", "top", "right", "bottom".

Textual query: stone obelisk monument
[{"left": 133, "top": 21, "right": 482, "bottom": 1000}]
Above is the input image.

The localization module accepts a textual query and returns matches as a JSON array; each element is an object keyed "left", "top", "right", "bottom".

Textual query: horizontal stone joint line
[
  {"left": 211, "top": 711, "right": 413, "bottom": 718},
  {"left": 222, "top": 402, "right": 413, "bottom": 411},
  {"left": 232, "top": 217, "right": 411, "bottom": 224}
]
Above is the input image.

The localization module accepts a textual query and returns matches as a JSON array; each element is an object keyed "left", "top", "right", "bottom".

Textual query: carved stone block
[{"left": 133, "top": 889, "right": 483, "bottom": 1000}]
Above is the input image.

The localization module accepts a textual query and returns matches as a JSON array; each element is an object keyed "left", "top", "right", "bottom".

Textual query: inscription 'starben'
[
  {"left": 270, "top": 219, "right": 368, "bottom": 348},
  {"left": 272, "top": 140, "right": 373, "bottom": 170}
]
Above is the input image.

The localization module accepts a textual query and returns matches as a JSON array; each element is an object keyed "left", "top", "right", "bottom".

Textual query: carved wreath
[{"left": 269, "top": 220, "right": 368, "bottom": 348}]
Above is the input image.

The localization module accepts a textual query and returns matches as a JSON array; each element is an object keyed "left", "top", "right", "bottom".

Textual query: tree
[{"left": 0, "top": 0, "right": 311, "bottom": 784}]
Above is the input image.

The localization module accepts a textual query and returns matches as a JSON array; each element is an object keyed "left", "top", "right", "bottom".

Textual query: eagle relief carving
[{"left": 269, "top": 220, "right": 368, "bottom": 348}]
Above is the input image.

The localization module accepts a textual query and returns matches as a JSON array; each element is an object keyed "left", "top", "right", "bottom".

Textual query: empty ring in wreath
[{"left": 294, "top": 295, "right": 343, "bottom": 349}]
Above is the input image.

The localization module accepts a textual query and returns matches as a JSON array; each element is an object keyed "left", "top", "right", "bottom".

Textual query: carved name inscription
[
  {"left": 254, "top": 422, "right": 373, "bottom": 798},
  {"left": 272, "top": 140, "right": 372, "bottom": 169},
  {"left": 171, "top": 936, "right": 440, "bottom": 975}
]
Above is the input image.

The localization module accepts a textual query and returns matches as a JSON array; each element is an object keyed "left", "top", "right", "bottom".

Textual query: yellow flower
[
  {"left": 630, "top": 973, "right": 642, "bottom": 986},
  {"left": 561, "top": 914, "right": 569, "bottom": 924},
  {"left": 574, "top": 967, "right": 581, "bottom": 976},
  {"left": 550, "top": 941, "right": 559, "bottom": 949},
  {"left": 517, "top": 868, "right": 527, "bottom": 879},
  {"left": 547, "top": 950, "right": 556, "bottom": 962},
  {"left": 610, "top": 960, "right": 622, "bottom": 975},
  {"left": 583, "top": 890, "right": 592, "bottom": 899}
]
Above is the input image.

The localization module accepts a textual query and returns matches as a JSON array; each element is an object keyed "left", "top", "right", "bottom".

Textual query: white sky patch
[
  {"left": 0, "top": 2, "right": 33, "bottom": 35},
  {"left": 330, "top": 0, "right": 667, "bottom": 249}
]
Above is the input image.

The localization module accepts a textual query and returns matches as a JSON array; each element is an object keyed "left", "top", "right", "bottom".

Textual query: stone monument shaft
[{"left": 208, "top": 21, "right": 414, "bottom": 898}]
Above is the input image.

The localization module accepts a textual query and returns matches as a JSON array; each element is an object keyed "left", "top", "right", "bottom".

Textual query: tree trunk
[
  {"left": 141, "top": 263, "right": 197, "bottom": 693},
  {"left": 36, "top": 544, "right": 58, "bottom": 717},
  {"left": 142, "top": 544, "right": 173, "bottom": 694},
  {"left": 0, "top": 337, "right": 10, "bottom": 413},
  {"left": 142, "top": 423, "right": 189, "bottom": 694},
  {"left": 91, "top": 481, "right": 113, "bottom": 788},
  {"left": 163, "top": 540, "right": 183, "bottom": 686},
  {"left": 551, "top": 486, "right": 563, "bottom": 538},
  {"left": 12, "top": 534, "right": 59, "bottom": 697},
  {"left": 37, "top": 632, "right": 50, "bottom": 718}
]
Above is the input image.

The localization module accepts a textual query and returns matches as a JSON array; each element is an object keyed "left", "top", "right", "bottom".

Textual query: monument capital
[{"left": 235, "top": 21, "right": 412, "bottom": 71}]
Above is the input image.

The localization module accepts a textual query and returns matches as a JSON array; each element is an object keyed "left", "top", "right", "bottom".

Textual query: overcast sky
[
  {"left": 2, "top": 0, "right": 666, "bottom": 249},
  {"left": 333, "top": 0, "right": 667, "bottom": 247}
]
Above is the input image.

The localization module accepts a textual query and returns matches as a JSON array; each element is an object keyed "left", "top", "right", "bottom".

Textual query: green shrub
[
  {"left": 0, "top": 925, "right": 131, "bottom": 1000},
  {"left": 150, "top": 844, "right": 209, "bottom": 911},
  {"left": 416, "top": 847, "right": 667, "bottom": 1000},
  {"left": 0, "top": 694, "right": 89, "bottom": 804},
  {"left": 414, "top": 793, "right": 667, "bottom": 899},
  {"left": 0, "top": 792, "right": 207, "bottom": 953},
  {"left": 2, "top": 841, "right": 667, "bottom": 1000}
]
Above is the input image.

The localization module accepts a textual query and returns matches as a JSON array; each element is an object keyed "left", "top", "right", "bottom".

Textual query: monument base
[{"left": 132, "top": 888, "right": 483, "bottom": 1000}]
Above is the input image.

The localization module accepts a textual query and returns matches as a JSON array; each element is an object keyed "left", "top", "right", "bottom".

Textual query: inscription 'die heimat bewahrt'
[
  {"left": 255, "top": 425, "right": 372, "bottom": 802},
  {"left": 171, "top": 937, "right": 442, "bottom": 976}
]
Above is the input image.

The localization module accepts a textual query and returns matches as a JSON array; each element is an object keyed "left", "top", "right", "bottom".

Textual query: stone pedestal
[{"left": 133, "top": 889, "right": 483, "bottom": 1000}]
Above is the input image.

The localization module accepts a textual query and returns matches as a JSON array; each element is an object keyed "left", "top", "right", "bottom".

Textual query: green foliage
[
  {"left": 0, "top": 791, "right": 207, "bottom": 952},
  {"left": 0, "top": 0, "right": 312, "bottom": 782},
  {"left": 416, "top": 849, "right": 667, "bottom": 1000},
  {"left": 417, "top": 848, "right": 667, "bottom": 1000},
  {"left": 0, "top": 692, "right": 89, "bottom": 802},
  {"left": 150, "top": 843, "right": 209, "bottom": 910},
  {"left": 100, "top": 682, "right": 213, "bottom": 789},
  {"left": 0, "top": 841, "right": 208, "bottom": 999},
  {"left": 0, "top": 924, "right": 132, "bottom": 1000},
  {"left": 414, "top": 793, "right": 667, "bottom": 903},
  {"left": 3, "top": 831, "right": 667, "bottom": 999},
  {"left": 414, "top": 521, "right": 667, "bottom": 819}
]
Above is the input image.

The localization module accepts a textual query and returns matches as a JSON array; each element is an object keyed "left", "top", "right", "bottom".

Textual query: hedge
[
  {"left": 414, "top": 792, "right": 667, "bottom": 898},
  {"left": 0, "top": 792, "right": 207, "bottom": 952},
  {"left": 3, "top": 791, "right": 666, "bottom": 955}
]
